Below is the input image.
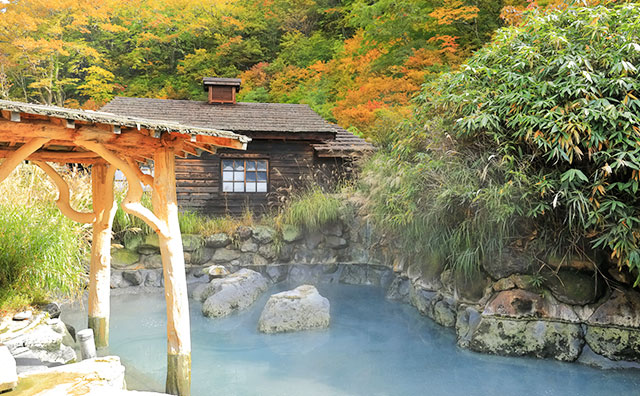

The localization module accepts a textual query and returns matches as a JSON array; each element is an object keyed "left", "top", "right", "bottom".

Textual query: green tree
[{"left": 424, "top": 3, "right": 640, "bottom": 280}]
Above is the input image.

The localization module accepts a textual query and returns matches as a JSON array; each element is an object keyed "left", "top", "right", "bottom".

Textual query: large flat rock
[
  {"left": 10, "top": 356, "right": 124, "bottom": 395},
  {"left": 258, "top": 285, "right": 330, "bottom": 333},
  {"left": 483, "top": 289, "right": 579, "bottom": 322},
  {"left": 199, "top": 269, "right": 268, "bottom": 318}
]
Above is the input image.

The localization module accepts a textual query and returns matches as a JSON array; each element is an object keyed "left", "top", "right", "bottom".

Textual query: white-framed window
[{"left": 222, "top": 159, "right": 268, "bottom": 193}]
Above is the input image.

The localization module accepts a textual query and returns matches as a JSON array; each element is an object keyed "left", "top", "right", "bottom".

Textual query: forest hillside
[{"left": 0, "top": 0, "right": 544, "bottom": 138}]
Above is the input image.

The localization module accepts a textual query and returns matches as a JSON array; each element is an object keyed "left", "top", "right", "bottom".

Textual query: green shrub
[
  {"left": 0, "top": 164, "right": 89, "bottom": 310},
  {"left": 0, "top": 204, "right": 86, "bottom": 310},
  {"left": 362, "top": 4, "right": 640, "bottom": 280},
  {"left": 429, "top": 3, "right": 640, "bottom": 280},
  {"left": 282, "top": 188, "right": 344, "bottom": 231}
]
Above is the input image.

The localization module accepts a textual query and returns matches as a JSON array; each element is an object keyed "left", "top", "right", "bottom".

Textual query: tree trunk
[
  {"left": 152, "top": 147, "right": 191, "bottom": 396},
  {"left": 88, "top": 163, "right": 117, "bottom": 348}
]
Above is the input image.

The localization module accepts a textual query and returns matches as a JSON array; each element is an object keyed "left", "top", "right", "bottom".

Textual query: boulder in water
[
  {"left": 258, "top": 285, "right": 330, "bottom": 333},
  {"left": 200, "top": 269, "right": 268, "bottom": 318}
]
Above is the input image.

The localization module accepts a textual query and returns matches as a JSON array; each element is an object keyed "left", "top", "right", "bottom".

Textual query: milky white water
[{"left": 62, "top": 283, "right": 640, "bottom": 395}]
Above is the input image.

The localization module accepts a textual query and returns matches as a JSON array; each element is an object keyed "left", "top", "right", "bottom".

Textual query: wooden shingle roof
[
  {"left": 101, "top": 97, "right": 338, "bottom": 134},
  {"left": 312, "top": 126, "right": 375, "bottom": 157},
  {"left": 0, "top": 99, "right": 249, "bottom": 142}
]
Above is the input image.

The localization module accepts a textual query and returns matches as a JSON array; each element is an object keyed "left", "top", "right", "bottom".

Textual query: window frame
[{"left": 220, "top": 158, "right": 269, "bottom": 194}]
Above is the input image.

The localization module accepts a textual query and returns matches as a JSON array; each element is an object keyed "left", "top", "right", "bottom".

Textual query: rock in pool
[
  {"left": 258, "top": 285, "right": 330, "bottom": 334},
  {"left": 194, "top": 269, "right": 268, "bottom": 318}
]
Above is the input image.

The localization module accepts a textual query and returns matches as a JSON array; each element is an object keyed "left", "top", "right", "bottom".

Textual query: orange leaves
[
  {"left": 429, "top": 0, "right": 479, "bottom": 25},
  {"left": 239, "top": 62, "right": 271, "bottom": 90},
  {"left": 333, "top": 75, "right": 419, "bottom": 132}
]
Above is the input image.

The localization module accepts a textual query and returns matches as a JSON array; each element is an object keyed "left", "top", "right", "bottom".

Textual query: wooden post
[
  {"left": 152, "top": 147, "right": 191, "bottom": 396},
  {"left": 88, "top": 163, "right": 117, "bottom": 348}
]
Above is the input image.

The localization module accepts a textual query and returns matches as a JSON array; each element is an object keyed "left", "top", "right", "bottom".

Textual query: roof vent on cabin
[{"left": 203, "top": 77, "right": 241, "bottom": 104}]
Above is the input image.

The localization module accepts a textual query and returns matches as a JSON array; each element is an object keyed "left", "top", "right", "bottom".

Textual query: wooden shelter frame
[{"left": 0, "top": 100, "right": 251, "bottom": 396}]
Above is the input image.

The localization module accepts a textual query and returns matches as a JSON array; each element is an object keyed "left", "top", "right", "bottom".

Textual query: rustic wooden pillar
[
  {"left": 88, "top": 163, "right": 117, "bottom": 348},
  {"left": 152, "top": 147, "right": 191, "bottom": 396}
]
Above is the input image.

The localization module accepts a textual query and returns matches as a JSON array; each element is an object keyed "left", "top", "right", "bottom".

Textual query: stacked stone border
[{"left": 110, "top": 211, "right": 640, "bottom": 370}]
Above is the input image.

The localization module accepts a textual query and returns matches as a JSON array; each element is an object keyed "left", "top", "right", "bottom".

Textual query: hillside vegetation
[
  {"left": 362, "top": 3, "right": 640, "bottom": 283},
  {"left": 0, "top": 0, "right": 531, "bottom": 138}
]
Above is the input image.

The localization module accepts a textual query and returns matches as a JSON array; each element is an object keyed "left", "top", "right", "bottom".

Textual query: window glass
[
  {"left": 222, "top": 160, "right": 234, "bottom": 171},
  {"left": 222, "top": 159, "right": 268, "bottom": 193}
]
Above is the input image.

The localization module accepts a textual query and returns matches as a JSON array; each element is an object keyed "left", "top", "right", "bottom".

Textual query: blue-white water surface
[{"left": 63, "top": 284, "right": 640, "bottom": 395}]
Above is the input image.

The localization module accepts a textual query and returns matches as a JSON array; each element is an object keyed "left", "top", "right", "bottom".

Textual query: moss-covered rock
[
  {"left": 585, "top": 325, "right": 640, "bottom": 362},
  {"left": 144, "top": 233, "right": 160, "bottom": 248},
  {"left": 205, "top": 233, "right": 231, "bottom": 248},
  {"left": 433, "top": 300, "right": 456, "bottom": 327},
  {"left": 181, "top": 234, "right": 204, "bottom": 252},
  {"left": 543, "top": 268, "right": 602, "bottom": 306},
  {"left": 482, "top": 248, "right": 534, "bottom": 280},
  {"left": 282, "top": 225, "right": 302, "bottom": 242},
  {"left": 123, "top": 232, "right": 144, "bottom": 252},
  {"left": 454, "top": 270, "right": 489, "bottom": 302},
  {"left": 111, "top": 248, "right": 140, "bottom": 269},
  {"left": 189, "top": 247, "right": 214, "bottom": 265},
  {"left": 469, "top": 317, "right": 584, "bottom": 361},
  {"left": 252, "top": 226, "right": 276, "bottom": 244}
]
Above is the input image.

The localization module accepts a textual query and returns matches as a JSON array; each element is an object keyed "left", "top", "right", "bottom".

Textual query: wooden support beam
[
  {"left": 169, "top": 132, "right": 246, "bottom": 151},
  {"left": 88, "top": 164, "right": 117, "bottom": 348},
  {"left": 185, "top": 141, "right": 215, "bottom": 155},
  {"left": 153, "top": 147, "right": 191, "bottom": 396},
  {"left": 0, "top": 149, "right": 101, "bottom": 163},
  {"left": 126, "top": 157, "right": 154, "bottom": 187},
  {"left": 0, "top": 120, "right": 164, "bottom": 151},
  {"left": 0, "top": 137, "right": 50, "bottom": 183},
  {"left": 76, "top": 139, "right": 169, "bottom": 237},
  {"left": 33, "top": 161, "right": 96, "bottom": 224}
]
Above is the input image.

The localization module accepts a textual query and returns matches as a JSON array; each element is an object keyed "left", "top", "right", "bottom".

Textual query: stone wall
[{"left": 110, "top": 206, "right": 640, "bottom": 369}]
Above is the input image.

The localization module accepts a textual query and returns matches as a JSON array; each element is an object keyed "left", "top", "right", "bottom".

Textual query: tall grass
[
  {"left": 0, "top": 163, "right": 88, "bottom": 311},
  {"left": 360, "top": 140, "right": 523, "bottom": 280},
  {"left": 280, "top": 188, "right": 344, "bottom": 231}
]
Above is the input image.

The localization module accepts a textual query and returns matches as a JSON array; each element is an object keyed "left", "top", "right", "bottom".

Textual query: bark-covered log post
[
  {"left": 88, "top": 163, "right": 117, "bottom": 348},
  {"left": 153, "top": 146, "right": 192, "bottom": 396}
]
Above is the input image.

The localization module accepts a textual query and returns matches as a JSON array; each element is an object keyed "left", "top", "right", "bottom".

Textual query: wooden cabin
[{"left": 101, "top": 78, "right": 373, "bottom": 214}]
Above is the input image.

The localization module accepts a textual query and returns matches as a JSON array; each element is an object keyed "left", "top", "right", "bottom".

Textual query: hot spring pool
[{"left": 63, "top": 283, "right": 640, "bottom": 395}]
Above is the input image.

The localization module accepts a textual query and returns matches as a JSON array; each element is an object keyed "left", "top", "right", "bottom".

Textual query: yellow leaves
[
  {"left": 623, "top": 91, "right": 637, "bottom": 106},
  {"left": 98, "top": 23, "right": 129, "bottom": 34}
]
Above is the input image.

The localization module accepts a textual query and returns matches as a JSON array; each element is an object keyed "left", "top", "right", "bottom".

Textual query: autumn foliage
[{"left": 0, "top": 0, "right": 526, "bottom": 139}]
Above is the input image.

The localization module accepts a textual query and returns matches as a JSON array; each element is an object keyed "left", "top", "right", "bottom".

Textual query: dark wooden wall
[{"left": 176, "top": 140, "right": 339, "bottom": 215}]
